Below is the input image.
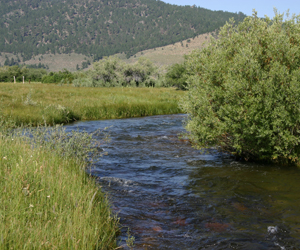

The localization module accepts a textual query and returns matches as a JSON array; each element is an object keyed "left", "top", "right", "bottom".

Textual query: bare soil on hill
[
  {"left": 24, "top": 53, "right": 93, "bottom": 72},
  {"left": 124, "top": 32, "right": 212, "bottom": 66},
  {"left": 0, "top": 53, "right": 92, "bottom": 72}
]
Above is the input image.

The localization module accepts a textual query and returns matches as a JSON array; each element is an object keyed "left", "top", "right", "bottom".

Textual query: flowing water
[{"left": 65, "top": 114, "right": 300, "bottom": 249}]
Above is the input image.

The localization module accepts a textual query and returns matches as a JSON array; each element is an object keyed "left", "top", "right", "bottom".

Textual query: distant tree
[
  {"left": 42, "top": 69, "right": 74, "bottom": 83},
  {"left": 165, "top": 63, "right": 188, "bottom": 89},
  {"left": 4, "top": 58, "right": 10, "bottom": 66}
]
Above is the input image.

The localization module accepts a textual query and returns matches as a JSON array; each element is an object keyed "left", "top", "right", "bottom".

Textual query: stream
[{"left": 65, "top": 114, "right": 300, "bottom": 249}]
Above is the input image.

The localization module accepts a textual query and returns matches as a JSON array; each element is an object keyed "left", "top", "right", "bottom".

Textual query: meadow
[
  {"left": 0, "top": 82, "right": 184, "bottom": 126},
  {"left": 0, "top": 123, "right": 119, "bottom": 249}
]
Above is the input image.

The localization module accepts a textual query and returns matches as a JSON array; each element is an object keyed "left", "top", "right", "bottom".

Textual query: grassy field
[
  {"left": 0, "top": 124, "right": 119, "bottom": 249},
  {"left": 0, "top": 82, "right": 184, "bottom": 126}
]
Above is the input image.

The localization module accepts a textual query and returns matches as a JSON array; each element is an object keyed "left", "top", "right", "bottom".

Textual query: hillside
[
  {"left": 0, "top": 31, "right": 212, "bottom": 71},
  {"left": 0, "top": 0, "right": 246, "bottom": 61},
  {"left": 0, "top": 32, "right": 212, "bottom": 71},
  {"left": 125, "top": 32, "right": 212, "bottom": 66}
]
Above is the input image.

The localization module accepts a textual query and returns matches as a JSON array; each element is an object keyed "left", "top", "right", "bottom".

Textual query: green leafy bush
[
  {"left": 165, "top": 62, "right": 188, "bottom": 89},
  {"left": 76, "top": 56, "right": 161, "bottom": 87},
  {"left": 181, "top": 12, "right": 300, "bottom": 163},
  {"left": 0, "top": 66, "right": 47, "bottom": 82},
  {"left": 41, "top": 69, "right": 74, "bottom": 84},
  {"left": 90, "top": 56, "right": 125, "bottom": 87}
]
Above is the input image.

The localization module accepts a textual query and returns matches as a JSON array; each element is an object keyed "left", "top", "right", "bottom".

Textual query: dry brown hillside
[{"left": 124, "top": 32, "right": 212, "bottom": 66}]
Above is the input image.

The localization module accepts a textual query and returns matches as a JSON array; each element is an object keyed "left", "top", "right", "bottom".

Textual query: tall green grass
[
  {"left": 0, "top": 83, "right": 183, "bottom": 126},
  {"left": 0, "top": 123, "right": 119, "bottom": 249}
]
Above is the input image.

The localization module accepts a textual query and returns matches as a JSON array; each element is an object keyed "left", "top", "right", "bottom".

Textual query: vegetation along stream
[{"left": 65, "top": 114, "right": 300, "bottom": 249}]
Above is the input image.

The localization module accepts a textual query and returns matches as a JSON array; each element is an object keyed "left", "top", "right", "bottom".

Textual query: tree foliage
[
  {"left": 165, "top": 62, "right": 188, "bottom": 90},
  {"left": 181, "top": 12, "right": 300, "bottom": 163},
  {"left": 41, "top": 69, "right": 74, "bottom": 84},
  {"left": 0, "top": 65, "right": 47, "bottom": 82},
  {"left": 73, "top": 56, "right": 163, "bottom": 87}
]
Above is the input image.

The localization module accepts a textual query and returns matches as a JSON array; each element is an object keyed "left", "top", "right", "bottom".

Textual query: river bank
[
  {"left": 0, "top": 125, "right": 119, "bottom": 249},
  {"left": 0, "top": 123, "right": 120, "bottom": 249},
  {"left": 0, "top": 85, "right": 183, "bottom": 249}
]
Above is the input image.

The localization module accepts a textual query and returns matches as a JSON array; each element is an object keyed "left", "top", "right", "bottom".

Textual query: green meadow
[{"left": 0, "top": 82, "right": 184, "bottom": 126}]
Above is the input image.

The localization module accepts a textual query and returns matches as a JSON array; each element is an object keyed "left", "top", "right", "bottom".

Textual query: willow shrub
[
  {"left": 181, "top": 12, "right": 300, "bottom": 163},
  {"left": 73, "top": 56, "right": 163, "bottom": 87}
]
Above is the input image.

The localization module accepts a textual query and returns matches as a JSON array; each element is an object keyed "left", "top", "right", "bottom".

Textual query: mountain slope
[
  {"left": 124, "top": 32, "right": 212, "bottom": 66},
  {"left": 0, "top": 0, "right": 246, "bottom": 60},
  {"left": 0, "top": 32, "right": 211, "bottom": 72}
]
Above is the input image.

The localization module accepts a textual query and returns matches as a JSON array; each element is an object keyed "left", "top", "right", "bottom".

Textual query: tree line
[
  {"left": 0, "top": 66, "right": 47, "bottom": 82},
  {"left": 0, "top": 56, "right": 186, "bottom": 87}
]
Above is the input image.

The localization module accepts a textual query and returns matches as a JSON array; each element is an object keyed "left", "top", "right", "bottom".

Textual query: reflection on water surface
[{"left": 66, "top": 114, "right": 300, "bottom": 249}]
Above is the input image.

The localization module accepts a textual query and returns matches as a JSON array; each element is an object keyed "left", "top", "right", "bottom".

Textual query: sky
[{"left": 161, "top": 0, "right": 300, "bottom": 18}]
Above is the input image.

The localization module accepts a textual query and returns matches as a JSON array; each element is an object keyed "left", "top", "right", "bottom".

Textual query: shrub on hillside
[{"left": 181, "top": 12, "right": 300, "bottom": 163}]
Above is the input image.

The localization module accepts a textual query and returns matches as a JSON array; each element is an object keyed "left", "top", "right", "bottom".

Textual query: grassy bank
[
  {"left": 0, "top": 83, "right": 182, "bottom": 248},
  {"left": 0, "top": 125, "right": 118, "bottom": 249},
  {"left": 0, "top": 82, "right": 183, "bottom": 126}
]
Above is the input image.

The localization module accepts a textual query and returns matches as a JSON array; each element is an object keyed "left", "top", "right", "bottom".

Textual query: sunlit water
[{"left": 65, "top": 114, "right": 300, "bottom": 249}]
